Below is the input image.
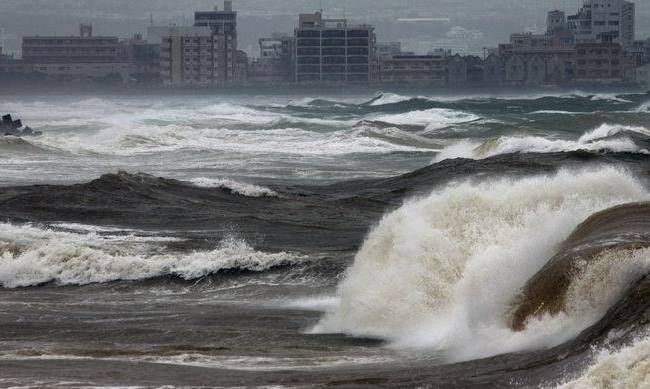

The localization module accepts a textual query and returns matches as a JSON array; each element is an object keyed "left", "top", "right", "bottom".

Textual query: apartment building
[
  {"left": 158, "top": 26, "right": 217, "bottom": 85},
  {"left": 567, "top": 0, "right": 635, "bottom": 49},
  {"left": 294, "top": 12, "right": 376, "bottom": 83},
  {"left": 194, "top": 0, "right": 237, "bottom": 83},
  {"left": 157, "top": 1, "right": 241, "bottom": 86}
]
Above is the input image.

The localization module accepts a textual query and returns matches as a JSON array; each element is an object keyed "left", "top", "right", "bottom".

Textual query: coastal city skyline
[
  {"left": 1, "top": 0, "right": 649, "bottom": 88},
  {"left": 2, "top": 0, "right": 649, "bottom": 57},
  {"left": 2, "top": 3, "right": 650, "bottom": 389}
]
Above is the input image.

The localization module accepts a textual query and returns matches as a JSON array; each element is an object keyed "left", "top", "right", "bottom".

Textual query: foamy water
[
  {"left": 555, "top": 335, "right": 650, "bottom": 388},
  {"left": 0, "top": 223, "right": 304, "bottom": 288},
  {"left": 1, "top": 93, "right": 648, "bottom": 186},
  {"left": 314, "top": 167, "right": 650, "bottom": 361},
  {"left": 434, "top": 124, "right": 650, "bottom": 162}
]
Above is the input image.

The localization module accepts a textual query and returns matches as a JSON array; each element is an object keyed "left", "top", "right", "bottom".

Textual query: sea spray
[{"left": 314, "top": 167, "right": 649, "bottom": 361}]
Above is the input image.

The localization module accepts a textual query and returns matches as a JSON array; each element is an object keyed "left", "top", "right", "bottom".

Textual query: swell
[
  {"left": 0, "top": 152, "right": 648, "bottom": 249},
  {"left": 285, "top": 92, "right": 650, "bottom": 115}
]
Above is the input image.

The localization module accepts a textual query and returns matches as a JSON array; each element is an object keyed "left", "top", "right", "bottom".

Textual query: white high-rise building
[{"left": 567, "top": 0, "right": 635, "bottom": 49}]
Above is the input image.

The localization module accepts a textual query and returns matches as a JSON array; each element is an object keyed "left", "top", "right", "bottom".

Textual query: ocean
[{"left": 0, "top": 91, "right": 649, "bottom": 388}]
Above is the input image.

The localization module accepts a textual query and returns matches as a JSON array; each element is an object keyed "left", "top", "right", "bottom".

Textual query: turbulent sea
[{"left": 1, "top": 91, "right": 650, "bottom": 388}]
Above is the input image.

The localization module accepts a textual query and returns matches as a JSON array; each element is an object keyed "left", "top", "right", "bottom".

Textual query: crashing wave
[
  {"left": 434, "top": 124, "right": 650, "bottom": 162},
  {"left": 313, "top": 167, "right": 649, "bottom": 361},
  {"left": 365, "top": 93, "right": 416, "bottom": 106},
  {"left": 589, "top": 94, "right": 633, "bottom": 103},
  {"left": 0, "top": 222, "right": 304, "bottom": 288},
  {"left": 370, "top": 108, "right": 480, "bottom": 131},
  {"left": 190, "top": 178, "right": 279, "bottom": 198}
]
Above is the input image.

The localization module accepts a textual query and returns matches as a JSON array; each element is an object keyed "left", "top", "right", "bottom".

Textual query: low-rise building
[
  {"left": 21, "top": 24, "right": 130, "bottom": 82},
  {"left": 378, "top": 53, "right": 447, "bottom": 85},
  {"left": 376, "top": 42, "right": 402, "bottom": 58},
  {"left": 574, "top": 42, "right": 635, "bottom": 84},
  {"left": 499, "top": 43, "right": 576, "bottom": 86},
  {"left": 448, "top": 54, "right": 485, "bottom": 85}
]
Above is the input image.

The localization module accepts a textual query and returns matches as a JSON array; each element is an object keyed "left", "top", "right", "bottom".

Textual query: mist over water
[{"left": 1, "top": 91, "right": 650, "bottom": 388}]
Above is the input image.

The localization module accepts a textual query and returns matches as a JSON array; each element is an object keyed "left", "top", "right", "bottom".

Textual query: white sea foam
[
  {"left": 434, "top": 124, "right": 650, "bottom": 162},
  {"left": 313, "top": 167, "right": 650, "bottom": 362},
  {"left": 0, "top": 352, "right": 392, "bottom": 372},
  {"left": 0, "top": 223, "right": 303, "bottom": 288},
  {"left": 555, "top": 335, "right": 650, "bottom": 389},
  {"left": 590, "top": 94, "right": 633, "bottom": 103},
  {"left": 368, "top": 93, "right": 414, "bottom": 106},
  {"left": 371, "top": 108, "right": 480, "bottom": 131},
  {"left": 190, "top": 178, "right": 279, "bottom": 197},
  {"left": 272, "top": 295, "right": 340, "bottom": 311},
  {"left": 33, "top": 123, "right": 433, "bottom": 157},
  {"left": 578, "top": 123, "right": 650, "bottom": 143}
]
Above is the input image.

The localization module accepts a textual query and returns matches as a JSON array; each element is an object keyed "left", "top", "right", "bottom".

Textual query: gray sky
[{"left": 1, "top": 0, "right": 648, "bottom": 56}]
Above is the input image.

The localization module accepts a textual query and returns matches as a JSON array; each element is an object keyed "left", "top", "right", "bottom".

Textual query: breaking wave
[
  {"left": 0, "top": 223, "right": 304, "bottom": 288},
  {"left": 314, "top": 167, "right": 650, "bottom": 361},
  {"left": 33, "top": 124, "right": 437, "bottom": 156},
  {"left": 190, "top": 178, "right": 279, "bottom": 197},
  {"left": 434, "top": 124, "right": 650, "bottom": 162},
  {"left": 366, "top": 93, "right": 416, "bottom": 106},
  {"left": 371, "top": 108, "right": 480, "bottom": 131}
]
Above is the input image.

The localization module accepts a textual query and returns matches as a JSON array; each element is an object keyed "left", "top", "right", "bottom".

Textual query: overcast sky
[{"left": 1, "top": 0, "right": 648, "bottom": 56}]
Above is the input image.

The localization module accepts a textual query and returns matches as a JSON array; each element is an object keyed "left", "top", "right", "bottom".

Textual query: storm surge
[
  {"left": 2, "top": 91, "right": 650, "bottom": 387},
  {"left": 315, "top": 167, "right": 650, "bottom": 362}
]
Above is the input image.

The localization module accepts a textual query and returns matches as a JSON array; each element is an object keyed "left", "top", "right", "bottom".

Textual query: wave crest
[
  {"left": 434, "top": 124, "right": 650, "bottom": 162},
  {"left": 190, "top": 178, "right": 279, "bottom": 197},
  {"left": 313, "top": 167, "right": 649, "bottom": 361},
  {"left": 0, "top": 223, "right": 304, "bottom": 288}
]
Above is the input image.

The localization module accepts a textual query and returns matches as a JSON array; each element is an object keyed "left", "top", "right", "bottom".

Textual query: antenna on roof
[
  {"left": 150, "top": 13, "right": 154, "bottom": 27},
  {"left": 320, "top": 0, "right": 323, "bottom": 13}
]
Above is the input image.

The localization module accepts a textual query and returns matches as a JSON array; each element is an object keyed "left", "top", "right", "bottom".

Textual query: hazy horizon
[{"left": 1, "top": 0, "right": 648, "bottom": 57}]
